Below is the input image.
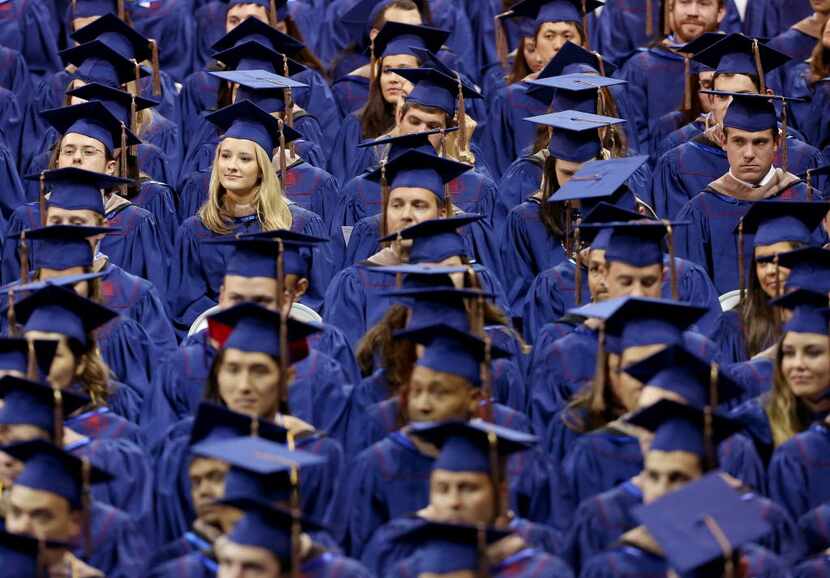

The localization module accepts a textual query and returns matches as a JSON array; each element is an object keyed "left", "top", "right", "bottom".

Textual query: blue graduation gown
[
  {"left": 806, "top": 79, "right": 830, "bottom": 156},
  {"left": 0, "top": 43, "right": 30, "bottom": 109},
  {"left": 340, "top": 213, "right": 504, "bottom": 286},
  {"left": 94, "top": 315, "right": 156, "bottom": 401},
  {"left": 0, "top": 0, "right": 60, "bottom": 81},
  {"left": 0, "top": 137, "right": 23, "bottom": 219},
  {"left": 768, "top": 422, "right": 830, "bottom": 522},
  {"left": 654, "top": 118, "right": 707, "bottom": 162},
  {"left": 0, "top": 86, "right": 21, "bottom": 165},
  {"left": 147, "top": 532, "right": 212, "bottom": 576},
  {"left": 327, "top": 112, "right": 376, "bottom": 186},
  {"left": 331, "top": 74, "right": 369, "bottom": 119},
  {"left": 764, "top": 0, "right": 813, "bottom": 36},
  {"left": 523, "top": 253, "right": 721, "bottom": 345},
  {"left": 361, "top": 515, "right": 564, "bottom": 578},
  {"left": 675, "top": 180, "right": 811, "bottom": 294},
  {"left": 710, "top": 309, "right": 782, "bottom": 365},
  {"left": 800, "top": 503, "right": 830, "bottom": 556},
  {"left": 580, "top": 541, "right": 789, "bottom": 578},
  {"left": 150, "top": 417, "right": 345, "bottom": 548},
  {"left": 727, "top": 358, "right": 775, "bottom": 405},
  {"left": 651, "top": 132, "right": 824, "bottom": 219},
  {"left": 768, "top": 24, "right": 820, "bottom": 64},
  {"left": 166, "top": 204, "right": 335, "bottom": 334},
  {"left": 127, "top": 0, "right": 195, "bottom": 82},
  {"left": 323, "top": 261, "right": 508, "bottom": 350},
  {"left": 148, "top": 552, "right": 216, "bottom": 578},
  {"left": 397, "top": 547, "right": 574, "bottom": 578},
  {"left": 794, "top": 556, "right": 830, "bottom": 578},
  {"left": 500, "top": 197, "right": 567, "bottom": 315}
]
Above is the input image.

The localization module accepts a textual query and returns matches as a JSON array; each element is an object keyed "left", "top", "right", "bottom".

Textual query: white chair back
[
  {"left": 187, "top": 303, "right": 323, "bottom": 337},
  {"left": 719, "top": 289, "right": 742, "bottom": 312}
]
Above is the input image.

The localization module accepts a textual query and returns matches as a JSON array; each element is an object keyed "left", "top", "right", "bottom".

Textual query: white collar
[{"left": 729, "top": 165, "right": 776, "bottom": 189}]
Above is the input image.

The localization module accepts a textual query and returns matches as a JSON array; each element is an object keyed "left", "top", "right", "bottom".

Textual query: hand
[
  {"left": 275, "top": 414, "right": 315, "bottom": 437},
  {"left": 48, "top": 552, "right": 104, "bottom": 578}
]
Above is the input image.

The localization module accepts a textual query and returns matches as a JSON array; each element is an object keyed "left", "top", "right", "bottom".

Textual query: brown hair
[
  {"left": 672, "top": 72, "right": 707, "bottom": 127},
  {"left": 66, "top": 336, "right": 111, "bottom": 407},
  {"left": 356, "top": 304, "right": 417, "bottom": 385},
  {"left": 508, "top": 37, "right": 536, "bottom": 85},
  {"left": 283, "top": 16, "right": 325, "bottom": 77},
  {"left": 360, "top": 54, "right": 414, "bottom": 138},
  {"left": 738, "top": 249, "right": 795, "bottom": 358},
  {"left": 565, "top": 346, "right": 625, "bottom": 433},
  {"left": 809, "top": 20, "right": 830, "bottom": 84}
]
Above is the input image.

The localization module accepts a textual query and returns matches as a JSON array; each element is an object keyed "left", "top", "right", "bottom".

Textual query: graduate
[
  {"left": 177, "top": 9, "right": 340, "bottom": 172},
  {"left": 167, "top": 99, "right": 335, "bottom": 334},
  {"left": 344, "top": 324, "right": 557, "bottom": 557},
  {"left": 3, "top": 101, "right": 168, "bottom": 296},
  {"left": 143, "top": 233, "right": 357, "bottom": 449},
  {"left": 328, "top": 21, "right": 448, "bottom": 184},
  {"left": 2, "top": 439, "right": 150, "bottom": 578},
  {"left": 0, "top": 529, "right": 88, "bottom": 577},
  {"left": 711, "top": 201, "right": 829, "bottom": 364},
  {"left": 768, "top": 0, "right": 830, "bottom": 66},
  {"left": 651, "top": 32, "right": 824, "bottom": 220},
  {"left": 581, "top": 471, "right": 788, "bottom": 578},
  {"left": 615, "top": 0, "right": 727, "bottom": 153},
  {"left": 177, "top": 70, "right": 339, "bottom": 230},
  {"left": 482, "top": 0, "right": 606, "bottom": 179},
  {"left": 149, "top": 305, "right": 346, "bottom": 547},
  {"left": 324, "top": 149, "right": 506, "bottom": 347},
  {"left": 0, "top": 374, "right": 153, "bottom": 536},
  {"left": 499, "top": 110, "right": 626, "bottom": 315},
  {"left": 529, "top": 215, "right": 720, "bottom": 438},
  {"left": 361, "top": 420, "right": 569, "bottom": 577},
  {"left": 675, "top": 92, "right": 815, "bottom": 294},
  {"left": 146, "top": 405, "right": 334, "bottom": 573}
]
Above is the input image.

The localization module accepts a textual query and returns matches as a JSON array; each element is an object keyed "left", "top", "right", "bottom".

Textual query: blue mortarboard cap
[
  {"left": 395, "top": 323, "right": 510, "bottom": 387},
  {"left": 66, "top": 82, "right": 158, "bottom": 126},
  {"left": 0, "top": 376, "right": 90, "bottom": 437},
  {"left": 364, "top": 148, "right": 471, "bottom": 200},
  {"left": 530, "top": 72, "right": 625, "bottom": 93},
  {"left": 391, "top": 66, "right": 481, "bottom": 116},
  {"left": 358, "top": 128, "right": 456, "bottom": 163},
  {"left": 778, "top": 247, "right": 830, "bottom": 294},
  {"left": 0, "top": 530, "right": 69, "bottom": 575},
  {"left": 372, "top": 22, "right": 448, "bottom": 58},
  {"left": 410, "top": 419, "right": 536, "bottom": 473},
  {"left": 12, "top": 285, "right": 117, "bottom": 348},
  {"left": 26, "top": 167, "right": 131, "bottom": 214},
  {"left": 511, "top": 0, "right": 603, "bottom": 27},
  {"left": 60, "top": 41, "right": 150, "bottom": 87},
  {"left": 206, "top": 99, "right": 284, "bottom": 154},
  {"left": 526, "top": 42, "right": 616, "bottom": 108},
  {"left": 212, "top": 17, "right": 304, "bottom": 56},
  {"left": 192, "top": 435, "right": 325, "bottom": 504},
  {"left": 209, "top": 230, "right": 327, "bottom": 279},
  {"left": 633, "top": 473, "right": 772, "bottom": 575},
  {"left": 550, "top": 155, "right": 648, "bottom": 204},
  {"left": 676, "top": 31, "right": 727, "bottom": 58},
  {"left": 578, "top": 201, "right": 642, "bottom": 249},
  {"left": 71, "top": 13, "right": 153, "bottom": 62},
  {"left": 41, "top": 101, "right": 141, "bottom": 152},
  {"left": 0, "top": 273, "right": 105, "bottom": 298},
  {"left": 210, "top": 69, "right": 306, "bottom": 115},
  {"left": 226, "top": 502, "right": 323, "bottom": 567},
  {"left": 188, "top": 402, "right": 289, "bottom": 447},
  {"left": 3, "top": 439, "right": 112, "bottom": 509},
  {"left": 692, "top": 33, "right": 790, "bottom": 77},
  {"left": 526, "top": 110, "right": 624, "bottom": 162},
  {"left": 709, "top": 91, "right": 778, "bottom": 132},
  {"left": 214, "top": 41, "right": 306, "bottom": 76},
  {"left": 0, "top": 339, "right": 57, "bottom": 378},
  {"left": 207, "top": 302, "right": 319, "bottom": 362},
  {"left": 70, "top": 0, "right": 120, "bottom": 18},
  {"left": 623, "top": 344, "right": 744, "bottom": 408},
  {"left": 15, "top": 225, "right": 111, "bottom": 272},
  {"left": 770, "top": 288, "right": 829, "bottom": 335},
  {"left": 399, "top": 521, "right": 510, "bottom": 574},
  {"left": 628, "top": 399, "right": 741, "bottom": 457},
  {"left": 580, "top": 220, "right": 683, "bottom": 268},
  {"left": 379, "top": 214, "right": 482, "bottom": 263},
  {"left": 737, "top": 200, "right": 828, "bottom": 247}
]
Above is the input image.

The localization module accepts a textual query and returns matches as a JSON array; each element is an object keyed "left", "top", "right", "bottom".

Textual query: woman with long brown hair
[
  {"left": 328, "top": 21, "right": 448, "bottom": 184},
  {"left": 166, "top": 100, "right": 334, "bottom": 336},
  {"left": 711, "top": 201, "right": 828, "bottom": 364}
]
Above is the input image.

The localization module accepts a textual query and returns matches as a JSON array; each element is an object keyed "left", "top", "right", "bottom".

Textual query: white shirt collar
[{"left": 729, "top": 165, "right": 776, "bottom": 189}]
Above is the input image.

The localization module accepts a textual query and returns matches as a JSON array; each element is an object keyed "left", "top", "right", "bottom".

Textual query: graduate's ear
[
  {"left": 293, "top": 278, "right": 309, "bottom": 300},
  {"left": 218, "top": 283, "right": 227, "bottom": 306},
  {"left": 104, "top": 158, "right": 118, "bottom": 176},
  {"left": 74, "top": 354, "right": 87, "bottom": 379},
  {"left": 716, "top": 0, "right": 727, "bottom": 24},
  {"left": 718, "top": 127, "right": 728, "bottom": 149},
  {"left": 67, "top": 509, "right": 83, "bottom": 538},
  {"left": 467, "top": 387, "right": 482, "bottom": 416}
]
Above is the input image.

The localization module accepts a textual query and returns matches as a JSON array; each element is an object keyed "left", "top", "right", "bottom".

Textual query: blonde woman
[{"left": 167, "top": 100, "right": 334, "bottom": 336}]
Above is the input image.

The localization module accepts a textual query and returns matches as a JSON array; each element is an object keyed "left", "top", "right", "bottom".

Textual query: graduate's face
[
  {"left": 587, "top": 249, "right": 609, "bottom": 302},
  {"left": 618, "top": 344, "right": 667, "bottom": 412},
  {"left": 407, "top": 365, "right": 480, "bottom": 423},
  {"left": 811, "top": 0, "right": 830, "bottom": 14},
  {"left": 386, "top": 188, "right": 441, "bottom": 233},
  {"left": 823, "top": 18, "right": 830, "bottom": 48},
  {"left": 6, "top": 485, "right": 81, "bottom": 542},
  {"left": 711, "top": 74, "right": 757, "bottom": 126},
  {"left": 722, "top": 128, "right": 778, "bottom": 185},
  {"left": 216, "top": 539, "right": 281, "bottom": 578},
  {"left": 642, "top": 450, "right": 703, "bottom": 504},
  {"left": 554, "top": 158, "right": 586, "bottom": 188},
  {"left": 754, "top": 242, "right": 794, "bottom": 299},
  {"left": 397, "top": 105, "right": 448, "bottom": 149},
  {"left": 535, "top": 22, "right": 582, "bottom": 64},
  {"left": 225, "top": 4, "right": 269, "bottom": 31},
  {"left": 24, "top": 332, "right": 80, "bottom": 390},
  {"left": 57, "top": 134, "right": 117, "bottom": 175},
  {"left": 218, "top": 138, "right": 262, "bottom": 199},
  {"left": 522, "top": 37, "right": 545, "bottom": 73},
  {"left": 369, "top": 6, "right": 423, "bottom": 40},
  {"left": 429, "top": 470, "right": 496, "bottom": 525},
  {"left": 781, "top": 332, "right": 830, "bottom": 400},
  {"left": 221, "top": 276, "right": 280, "bottom": 311},
  {"left": 0, "top": 419, "right": 48, "bottom": 487},
  {"left": 380, "top": 55, "right": 418, "bottom": 105},
  {"left": 189, "top": 458, "right": 230, "bottom": 516},
  {"left": 45, "top": 206, "right": 102, "bottom": 229},
  {"left": 670, "top": 0, "right": 725, "bottom": 43},
  {"left": 217, "top": 348, "right": 282, "bottom": 419},
  {"left": 605, "top": 261, "right": 663, "bottom": 299},
  {"left": 697, "top": 71, "right": 715, "bottom": 113},
  {"left": 39, "top": 267, "right": 93, "bottom": 299}
]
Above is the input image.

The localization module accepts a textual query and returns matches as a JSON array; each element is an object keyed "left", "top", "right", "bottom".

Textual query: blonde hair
[
  {"left": 199, "top": 140, "right": 293, "bottom": 235},
  {"left": 765, "top": 340, "right": 815, "bottom": 448}
]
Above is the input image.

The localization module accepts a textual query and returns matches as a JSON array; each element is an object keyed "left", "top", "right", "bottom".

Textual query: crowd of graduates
[{"left": 0, "top": 0, "right": 828, "bottom": 576}]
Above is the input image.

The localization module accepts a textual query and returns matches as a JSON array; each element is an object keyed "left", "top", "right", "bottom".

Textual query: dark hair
[
  {"left": 284, "top": 16, "right": 325, "bottom": 77},
  {"left": 713, "top": 71, "right": 762, "bottom": 92},
  {"left": 205, "top": 348, "right": 294, "bottom": 416},
  {"left": 673, "top": 72, "right": 707, "bottom": 126},
  {"left": 809, "top": 20, "right": 830, "bottom": 84},
  {"left": 360, "top": 53, "right": 420, "bottom": 138},
  {"left": 356, "top": 304, "right": 418, "bottom": 384},
  {"left": 508, "top": 37, "right": 536, "bottom": 84}
]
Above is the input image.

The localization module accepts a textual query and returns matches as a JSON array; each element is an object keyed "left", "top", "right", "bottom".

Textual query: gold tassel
[
  {"left": 278, "top": 119, "right": 288, "bottom": 188},
  {"left": 705, "top": 362, "right": 719, "bottom": 470},
  {"left": 120, "top": 123, "right": 128, "bottom": 196},
  {"left": 132, "top": 59, "right": 141, "bottom": 96},
  {"left": 738, "top": 221, "right": 745, "bottom": 302},
  {"left": 269, "top": 0, "right": 279, "bottom": 27},
  {"left": 593, "top": 323, "right": 607, "bottom": 405},
  {"left": 780, "top": 99, "right": 789, "bottom": 173},
  {"left": 574, "top": 224, "right": 583, "bottom": 305},
  {"left": 753, "top": 39, "right": 766, "bottom": 93},
  {"left": 19, "top": 231, "right": 30, "bottom": 285},
  {"left": 26, "top": 340, "right": 37, "bottom": 381},
  {"left": 39, "top": 173, "right": 46, "bottom": 226},
  {"left": 7, "top": 290, "right": 17, "bottom": 337},
  {"left": 455, "top": 72, "right": 468, "bottom": 157},
  {"left": 663, "top": 0, "right": 671, "bottom": 37},
  {"left": 369, "top": 39, "right": 376, "bottom": 89},
  {"left": 282, "top": 55, "right": 295, "bottom": 128},
  {"left": 564, "top": 203, "right": 573, "bottom": 257},
  {"left": 487, "top": 431, "right": 502, "bottom": 521},
  {"left": 703, "top": 515, "right": 735, "bottom": 578},
  {"left": 150, "top": 40, "right": 161, "bottom": 97},
  {"left": 806, "top": 169, "right": 814, "bottom": 201},
  {"left": 289, "top": 463, "right": 301, "bottom": 578},
  {"left": 438, "top": 129, "right": 447, "bottom": 157},
  {"left": 582, "top": 0, "right": 590, "bottom": 49},
  {"left": 683, "top": 56, "right": 692, "bottom": 111},
  {"left": 774, "top": 254, "right": 782, "bottom": 298},
  {"left": 664, "top": 220, "right": 678, "bottom": 300},
  {"left": 117, "top": 0, "right": 125, "bottom": 21},
  {"left": 646, "top": 0, "right": 654, "bottom": 37},
  {"left": 53, "top": 388, "right": 64, "bottom": 449},
  {"left": 250, "top": 416, "right": 259, "bottom": 437},
  {"left": 380, "top": 161, "right": 389, "bottom": 237},
  {"left": 480, "top": 333, "right": 493, "bottom": 422},
  {"left": 592, "top": 51, "right": 606, "bottom": 77}
]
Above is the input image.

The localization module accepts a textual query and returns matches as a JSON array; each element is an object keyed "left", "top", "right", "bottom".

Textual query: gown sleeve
[
  {"left": 308, "top": 323, "right": 360, "bottom": 384},
  {"left": 323, "top": 267, "right": 369, "bottom": 350},
  {"left": 292, "top": 205, "right": 338, "bottom": 312},
  {"left": 167, "top": 218, "right": 218, "bottom": 334},
  {"left": 327, "top": 113, "right": 365, "bottom": 186},
  {"left": 676, "top": 256, "right": 722, "bottom": 338},
  {"left": 95, "top": 317, "right": 156, "bottom": 401},
  {"left": 674, "top": 196, "right": 713, "bottom": 279},
  {"left": 86, "top": 502, "right": 151, "bottom": 578},
  {"left": 768, "top": 433, "right": 824, "bottom": 522},
  {"left": 480, "top": 86, "right": 516, "bottom": 180},
  {"left": 294, "top": 69, "right": 343, "bottom": 148}
]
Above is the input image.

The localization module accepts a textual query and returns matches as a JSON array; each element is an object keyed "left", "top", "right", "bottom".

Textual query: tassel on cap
[
  {"left": 282, "top": 55, "right": 295, "bottom": 128},
  {"left": 369, "top": 38, "right": 377, "bottom": 88},
  {"left": 455, "top": 72, "right": 469, "bottom": 159},
  {"left": 495, "top": 11, "right": 511, "bottom": 73},
  {"left": 278, "top": 118, "right": 288, "bottom": 188},
  {"left": 487, "top": 431, "right": 503, "bottom": 520},
  {"left": 269, "top": 0, "right": 279, "bottom": 27},
  {"left": 250, "top": 416, "right": 260, "bottom": 437},
  {"left": 131, "top": 59, "right": 141, "bottom": 97},
  {"left": 774, "top": 254, "right": 782, "bottom": 298},
  {"left": 780, "top": 100, "right": 789, "bottom": 173},
  {"left": 646, "top": 0, "right": 654, "bottom": 37},
  {"left": 26, "top": 340, "right": 38, "bottom": 382},
  {"left": 704, "top": 361, "right": 719, "bottom": 471},
  {"left": 574, "top": 223, "right": 583, "bottom": 306},
  {"left": 806, "top": 169, "right": 814, "bottom": 201},
  {"left": 289, "top": 461, "right": 301, "bottom": 578},
  {"left": 703, "top": 514, "right": 735, "bottom": 578},
  {"left": 738, "top": 221, "right": 745, "bottom": 302},
  {"left": 582, "top": 0, "right": 590, "bottom": 49},
  {"left": 683, "top": 56, "right": 692, "bottom": 111},
  {"left": 119, "top": 123, "right": 128, "bottom": 196},
  {"left": 38, "top": 173, "right": 46, "bottom": 226},
  {"left": 664, "top": 220, "right": 679, "bottom": 300},
  {"left": 752, "top": 39, "right": 766, "bottom": 93},
  {"left": 19, "top": 231, "right": 30, "bottom": 285},
  {"left": 7, "top": 290, "right": 17, "bottom": 337},
  {"left": 592, "top": 51, "right": 606, "bottom": 77},
  {"left": 53, "top": 388, "right": 64, "bottom": 449},
  {"left": 117, "top": 0, "right": 126, "bottom": 21},
  {"left": 149, "top": 39, "right": 161, "bottom": 97},
  {"left": 663, "top": 0, "right": 671, "bottom": 37},
  {"left": 380, "top": 161, "right": 389, "bottom": 237}
]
